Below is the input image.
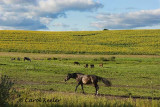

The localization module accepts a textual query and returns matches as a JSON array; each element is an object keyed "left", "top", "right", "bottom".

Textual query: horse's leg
[
  {"left": 94, "top": 83, "right": 99, "bottom": 95},
  {"left": 75, "top": 82, "right": 81, "bottom": 92},
  {"left": 80, "top": 83, "right": 85, "bottom": 94}
]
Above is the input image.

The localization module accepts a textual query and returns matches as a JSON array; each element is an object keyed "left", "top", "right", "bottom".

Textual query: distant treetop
[{"left": 103, "top": 29, "right": 109, "bottom": 31}]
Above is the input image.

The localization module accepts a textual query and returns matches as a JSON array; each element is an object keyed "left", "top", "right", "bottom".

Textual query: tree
[{"left": 103, "top": 29, "right": 109, "bottom": 31}]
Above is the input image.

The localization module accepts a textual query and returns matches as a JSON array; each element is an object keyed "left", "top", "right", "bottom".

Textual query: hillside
[{"left": 0, "top": 30, "right": 160, "bottom": 55}]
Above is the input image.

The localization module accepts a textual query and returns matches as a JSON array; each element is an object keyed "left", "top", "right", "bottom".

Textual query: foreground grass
[{"left": 8, "top": 90, "right": 160, "bottom": 107}]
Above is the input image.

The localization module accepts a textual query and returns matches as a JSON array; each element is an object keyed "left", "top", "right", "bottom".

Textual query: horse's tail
[{"left": 97, "top": 76, "right": 111, "bottom": 86}]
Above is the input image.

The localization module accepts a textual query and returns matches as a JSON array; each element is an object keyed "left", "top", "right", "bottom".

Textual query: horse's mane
[{"left": 68, "top": 73, "right": 84, "bottom": 79}]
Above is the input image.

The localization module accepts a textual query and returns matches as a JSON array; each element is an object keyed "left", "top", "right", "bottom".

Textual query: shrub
[
  {"left": 47, "top": 58, "right": 52, "bottom": 60},
  {"left": 100, "top": 57, "right": 109, "bottom": 61},
  {"left": 53, "top": 57, "right": 58, "bottom": 60},
  {"left": 0, "top": 75, "right": 14, "bottom": 106},
  {"left": 103, "top": 29, "right": 109, "bottom": 31}
]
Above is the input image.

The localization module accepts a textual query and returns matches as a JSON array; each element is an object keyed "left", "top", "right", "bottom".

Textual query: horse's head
[{"left": 65, "top": 73, "right": 72, "bottom": 82}]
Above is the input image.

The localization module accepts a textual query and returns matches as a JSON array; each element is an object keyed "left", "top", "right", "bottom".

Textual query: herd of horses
[
  {"left": 12, "top": 58, "right": 103, "bottom": 68},
  {"left": 11, "top": 57, "right": 110, "bottom": 95},
  {"left": 74, "top": 61, "right": 103, "bottom": 68},
  {"left": 11, "top": 57, "right": 31, "bottom": 62}
]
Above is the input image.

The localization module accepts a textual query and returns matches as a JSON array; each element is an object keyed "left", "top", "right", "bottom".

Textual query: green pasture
[
  {"left": 0, "top": 29, "right": 160, "bottom": 106},
  {"left": 0, "top": 55, "right": 160, "bottom": 97},
  {"left": 0, "top": 54, "right": 160, "bottom": 106}
]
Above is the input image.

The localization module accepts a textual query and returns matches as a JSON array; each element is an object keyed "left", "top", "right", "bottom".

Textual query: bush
[
  {"left": 100, "top": 57, "right": 109, "bottom": 61},
  {"left": 53, "top": 57, "right": 58, "bottom": 60},
  {"left": 0, "top": 75, "right": 14, "bottom": 106},
  {"left": 47, "top": 58, "right": 52, "bottom": 60},
  {"left": 103, "top": 29, "right": 109, "bottom": 31}
]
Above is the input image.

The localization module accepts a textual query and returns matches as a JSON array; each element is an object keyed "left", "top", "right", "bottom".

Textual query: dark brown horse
[
  {"left": 65, "top": 73, "right": 111, "bottom": 95},
  {"left": 90, "top": 64, "right": 94, "bottom": 68},
  {"left": 24, "top": 57, "right": 31, "bottom": 62},
  {"left": 84, "top": 64, "right": 88, "bottom": 68},
  {"left": 74, "top": 62, "right": 80, "bottom": 65}
]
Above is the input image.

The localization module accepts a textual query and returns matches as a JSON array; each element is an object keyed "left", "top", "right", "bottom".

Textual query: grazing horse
[
  {"left": 65, "top": 73, "right": 111, "bottom": 95},
  {"left": 24, "top": 57, "right": 31, "bottom": 62},
  {"left": 11, "top": 58, "right": 16, "bottom": 60},
  {"left": 17, "top": 57, "right": 21, "bottom": 61},
  {"left": 99, "top": 63, "right": 103, "bottom": 67},
  {"left": 74, "top": 62, "right": 80, "bottom": 65},
  {"left": 90, "top": 64, "right": 94, "bottom": 68},
  {"left": 84, "top": 64, "right": 88, "bottom": 68}
]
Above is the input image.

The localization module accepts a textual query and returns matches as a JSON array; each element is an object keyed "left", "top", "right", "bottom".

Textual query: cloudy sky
[{"left": 0, "top": 0, "right": 160, "bottom": 31}]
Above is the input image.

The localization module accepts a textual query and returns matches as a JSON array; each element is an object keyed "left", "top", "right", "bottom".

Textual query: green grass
[
  {"left": 8, "top": 90, "right": 160, "bottom": 107},
  {"left": 0, "top": 55, "right": 160, "bottom": 97},
  {"left": 0, "top": 53, "right": 160, "bottom": 106},
  {"left": 1, "top": 29, "right": 160, "bottom": 106}
]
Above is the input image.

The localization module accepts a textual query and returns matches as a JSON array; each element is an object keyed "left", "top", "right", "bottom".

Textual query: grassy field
[
  {"left": 0, "top": 29, "right": 160, "bottom": 106},
  {"left": 0, "top": 30, "right": 160, "bottom": 55},
  {"left": 0, "top": 52, "right": 160, "bottom": 106}
]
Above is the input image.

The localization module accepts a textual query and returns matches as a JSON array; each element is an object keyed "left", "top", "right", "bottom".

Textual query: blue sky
[{"left": 0, "top": 0, "right": 160, "bottom": 31}]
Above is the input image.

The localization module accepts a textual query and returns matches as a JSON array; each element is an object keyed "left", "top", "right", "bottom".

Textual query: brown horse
[
  {"left": 65, "top": 73, "right": 111, "bottom": 95},
  {"left": 99, "top": 63, "right": 103, "bottom": 67},
  {"left": 24, "top": 57, "right": 31, "bottom": 62},
  {"left": 84, "top": 64, "right": 88, "bottom": 68},
  {"left": 90, "top": 64, "right": 94, "bottom": 68},
  {"left": 74, "top": 62, "right": 80, "bottom": 65}
]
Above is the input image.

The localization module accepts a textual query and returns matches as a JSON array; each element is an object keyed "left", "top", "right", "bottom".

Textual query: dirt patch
[
  {"left": 15, "top": 79, "right": 160, "bottom": 90},
  {"left": 30, "top": 89, "right": 160, "bottom": 100},
  {"left": 0, "top": 52, "right": 160, "bottom": 59},
  {"left": 13, "top": 79, "right": 160, "bottom": 100}
]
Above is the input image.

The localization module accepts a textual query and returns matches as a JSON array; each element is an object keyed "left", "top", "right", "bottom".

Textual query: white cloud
[
  {"left": 38, "top": 0, "right": 102, "bottom": 13},
  {"left": 0, "top": 0, "right": 34, "bottom": 4},
  {"left": 52, "top": 23, "right": 70, "bottom": 28},
  {"left": 0, "top": 0, "right": 102, "bottom": 30},
  {"left": 91, "top": 9, "right": 160, "bottom": 29},
  {"left": 40, "top": 17, "right": 53, "bottom": 25},
  {"left": 0, "top": 26, "right": 15, "bottom": 30}
]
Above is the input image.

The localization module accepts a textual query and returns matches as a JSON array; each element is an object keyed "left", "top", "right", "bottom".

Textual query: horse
[
  {"left": 17, "top": 57, "right": 21, "bottom": 61},
  {"left": 74, "top": 62, "right": 80, "bottom": 65},
  {"left": 65, "top": 73, "right": 111, "bottom": 95},
  {"left": 99, "top": 63, "right": 103, "bottom": 67},
  {"left": 11, "top": 58, "right": 16, "bottom": 61},
  {"left": 90, "top": 64, "right": 94, "bottom": 68},
  {"left": 84, "top": 64, "right": 88, "bottom": 68},
  {"left": 24, "top": 57, "right": 31, "bottom": 62}
]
